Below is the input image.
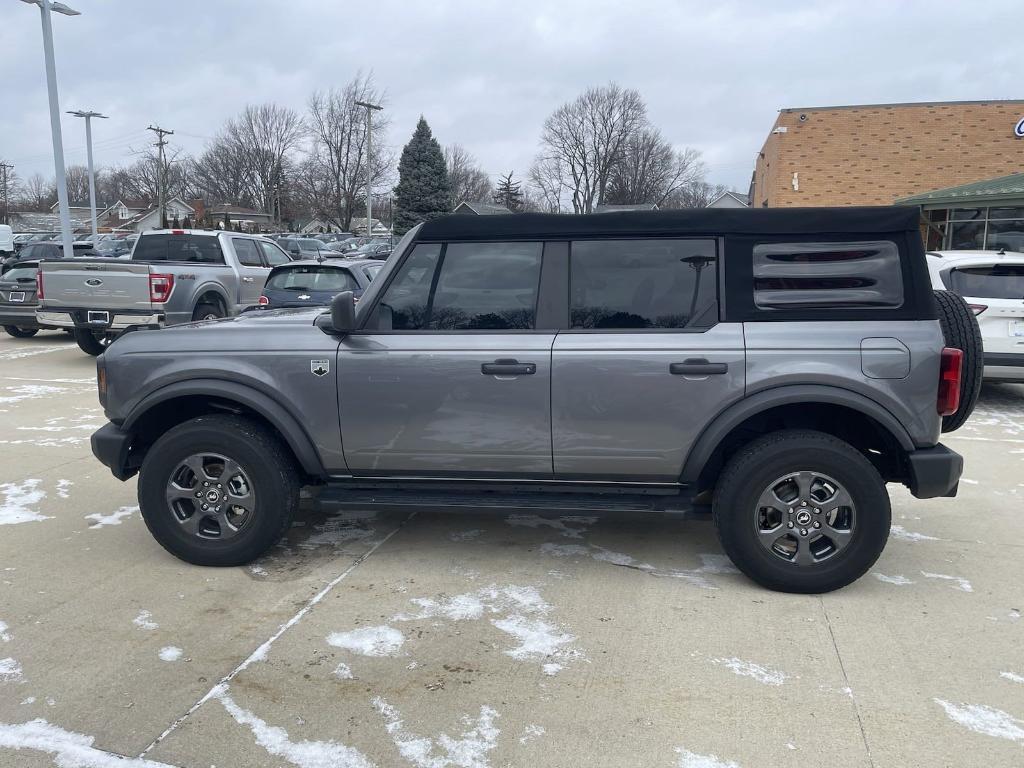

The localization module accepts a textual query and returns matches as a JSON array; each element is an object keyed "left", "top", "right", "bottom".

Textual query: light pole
[
  {"left": 355, "top": 100, "right": 382, "bottom": 236},
  {"left": 20, "top": 0, "right": 81, "bottom": 260},
  {"left": 68, "top": 110, "right": 108, "bottom": 237}
]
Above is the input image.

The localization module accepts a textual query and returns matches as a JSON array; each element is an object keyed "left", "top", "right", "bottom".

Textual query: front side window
[
  {"left": 570, "top": 239, "right": 717, "bottom": 329},
  {"left": 370, "top": 241, "right": 543, "bottom": 331},
  {"left": 233, "top": 238, "right": 262, "bottom": 266}
]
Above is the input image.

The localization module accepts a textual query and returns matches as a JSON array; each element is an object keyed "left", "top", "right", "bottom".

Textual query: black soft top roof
[{"left": 418, "top": 206, "right": 921, "bottom": 242}]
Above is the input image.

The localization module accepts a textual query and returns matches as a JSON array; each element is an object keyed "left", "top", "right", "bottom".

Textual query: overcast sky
[{"left": 1, "top": 0, "right": 1021, "bottom": 196}]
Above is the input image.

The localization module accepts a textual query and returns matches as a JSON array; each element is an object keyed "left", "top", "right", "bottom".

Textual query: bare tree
[
  {"left": 444, "top": 144, "right": 492, "bottom": 205},
  {"left": 304, "top": 74, "right": 390, "bottom": 230},
  {"left": 537, "top": 83, "right": 647, "bottom": 213},
  {"left": 662, "top": 180, "right": 730, "bottom": 209},
  {"left": 234, "top": 104, "right": 304, "bottom": 216},
  {"left": 190, "top": 137, "right": 258, "bottom": 209},
  {"left": 604, "top": 132, "right": 705, "bottom": 207},
  {"left": 527, "top": 154, "right": 569, "bottom": 213},
  {"left": 18, "top": 172, "right": 55, "bottom": 210},
  {"left": 63, "top": 164, "right": 91, "bottom": 204}
]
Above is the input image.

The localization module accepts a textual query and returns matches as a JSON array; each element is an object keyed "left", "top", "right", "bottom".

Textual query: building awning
[{"left": 896, "top": 172, "right": 1024, "bottom": 208}]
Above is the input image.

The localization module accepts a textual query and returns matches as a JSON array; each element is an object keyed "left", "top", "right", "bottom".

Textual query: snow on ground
[
  {"left": 889, "top": 525, "right": 940, "bottom": 542},
  {"left": 920, "top": 572, "right": 973, "bottom": 593},
  {"left": 874, "top": 573, "right": 915, "bottom": 585},
  {"left": 710, "top": 657, "right": 787, "bottom": 686},
  {"left": 374, "top": 696, "right": 500, "bottom": 768},
  {"left": 327, "top": 626, "right": 405, "bottom": 657},
  {"left": 934, "top": 699, "right": 1024, "bottom": 743},
  {"left": 85, "top": 506, "right": 138, "bottom": 529},
  {"left": 675, "top": 747, "right": 742, "bottom": 768},
  {"left": 504, "top": 514, "right": 597, "bottom": 539},
  {"left": 540, "top": 542, "right": 737, "bottom": 589},
  {"left": 56, "top": 479, "right": 73, "bottom": 499},
  {"left": 158, "top": 647, "right": 182, "bottom": 662},
  {"left": 0, "top": 657, "right": 23, "bottom": 682},
  {"left": 0, "top": 719, "right": 176, "bottom": 768},
  {"left": 0, "top": 479, "right": 50, "bottom": 526},
  {"left": 133, "top": 611, "right": 158, "bottom": 631},
  {"left": 0, "top": 620, "right": 9, "bottom": 642}
]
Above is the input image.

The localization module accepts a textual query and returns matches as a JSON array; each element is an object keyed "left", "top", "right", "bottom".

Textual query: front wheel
[
  {"left": 712, "top": 430, "right": 891, "bottom": 593},
  {"left": 137, "top": 415, "right": 300, "bottom": 566},
  {"left": 4, "top": 326, "right": 38, "bottom": 338},
  {"left": 73, "top": 327, "right": 114, "bottom": 356}
]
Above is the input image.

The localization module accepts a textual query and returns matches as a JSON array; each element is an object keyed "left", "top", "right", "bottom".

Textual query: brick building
[{"left": 751, "top": 99, "right": 1024, "bottom": 209}]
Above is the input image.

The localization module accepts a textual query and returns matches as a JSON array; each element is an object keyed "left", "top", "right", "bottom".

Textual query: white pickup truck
[{"left": 37, "top": 229, "right": 293, "bottom": 355}]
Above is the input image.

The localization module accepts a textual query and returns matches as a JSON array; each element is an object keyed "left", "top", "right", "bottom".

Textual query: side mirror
[{"left": 316, "top": 290, "right": 355, "bottom": 335}]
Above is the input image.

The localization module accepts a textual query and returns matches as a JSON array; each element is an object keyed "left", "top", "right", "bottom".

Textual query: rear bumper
[
  {"left": 90, "top": 422, "right": 137, "bottom": 481},
  {"left": 0, "top": 305, "right": 41, "bottom": 328},
  {"left": 906, "top": 444, "right": 963, "bottom": 499},
  {"left": 984, "top": 352, "right": 1024, "bottom": 382},
  {"left": 37, "top": 308, "right": 164, "bottom": 331}
]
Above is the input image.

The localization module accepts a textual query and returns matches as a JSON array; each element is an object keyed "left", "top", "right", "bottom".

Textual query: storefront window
[
  {"left": 936, "top": 205, "right": 1024, "bottom": 253},
  {"left": 949, "top": 208, "right": 984, "bottom": 221},
  {"left": 950, "top": 221, "right": 984, "bottom": 249},
  {"left": 986, "top": 220, "right": 1024, "bottom": 252}
]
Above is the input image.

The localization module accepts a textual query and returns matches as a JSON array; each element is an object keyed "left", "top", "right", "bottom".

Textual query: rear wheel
[
  {"left": 137, "top": 415, "right": 299, "bottom": 566},
  {"left": 192, "top": 302, "right": 224, "bottom": 322},
  {"left": 713, "top": 430, "right": 891, "bottom": 593},
  {"left": 73, "top": 327, "right": 113, "bottom": 356},
  {"left": 934, "top": 289, "right": 983, "bottom": 432},
  {"left": 3, "top": 326, "right": 38, "bottom": 338}
]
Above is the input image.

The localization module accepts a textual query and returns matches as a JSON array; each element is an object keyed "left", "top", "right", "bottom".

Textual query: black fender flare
[
  {"left": 679, "top": 384, "right": 915, "bottom": 484},
  {"left": 122, "top": 378, "right": 327, "bottom": 479},
  {"left": 191, "top": 282, "right": 232, "bottom": 315}
]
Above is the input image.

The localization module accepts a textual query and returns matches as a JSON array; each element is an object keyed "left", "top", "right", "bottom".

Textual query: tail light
[
  {"left": 258, "top": 295, "right": 268, "bottom": 306},
  {"left": 36, "top": 270, "right": 43, "bottom": 300},
  {"left": 937, "top": 347, "right": 963, "bottom": 416},
  {"left": 96, "top": 358, "right": 107, "bottom": 407},
  {"left": 967, "top": 304, "right": 987, "bottom": 315},
  {"left": 149, "top": 273, "right": 174, "bottom": 303}
]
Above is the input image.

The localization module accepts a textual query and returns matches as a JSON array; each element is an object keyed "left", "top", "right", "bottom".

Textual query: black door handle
[
  {"left": 670, "top": 358, "right": 728, "bottom": 375},
  {"left": 482, "top": 359, "right": 536, "bottom": 376}
]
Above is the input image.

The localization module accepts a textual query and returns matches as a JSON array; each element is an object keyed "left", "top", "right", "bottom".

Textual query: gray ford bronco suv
[{"left": 90, "top": 207, "right": 980, "bottom": 593}]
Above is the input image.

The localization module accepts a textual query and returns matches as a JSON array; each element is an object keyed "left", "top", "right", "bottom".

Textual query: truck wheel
[
  {"left": 137, "top": 415, "right": 299, "bottom": 566},
  {"left": 712, "top": 430, "right": 890, "bottom": 594},
  {"left": 192, "top": 303, "right": 224, "bottom": 322},
  {"left": 934, "top": 290, "right": 983, "bottom": 433},
  {"left": 73, "top": 328, "right": 113, "bottom": 356},
  {"left": 4, "top": 326, "right": 38, "bottom": 338}
]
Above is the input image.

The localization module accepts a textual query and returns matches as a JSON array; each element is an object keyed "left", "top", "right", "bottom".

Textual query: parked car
[
  {"left": 91, "top": 206, "right": 978, "bottom": 593},
  {"left": 345, "top": 241, "right": 392, "bottom": 260},
  {"left": 36, "top": 229, "right": 291, "bottom": 355},
  {"left": 278, "top": 237, "right": 328, "bottom": 260},
  {"left": 313, "top": 232, "right": 354, "bottom": 244},
  {"left": 258, "top": 258, "right": 381, "bottom": 309},
  {"left": 12, "top": 233, "right": 35, "bottom": 253},
  {"left": 3, "top": 241, "right": 99, "bottom": 272},
  {"left": 0, "top": 224, "right": 14, "bottom": 261},
  {"left": 0, "top": 261, "right": 46, "bottom": 338},
  {"left": 927, "top": 249, "right": 1024, "bottom": 383}
]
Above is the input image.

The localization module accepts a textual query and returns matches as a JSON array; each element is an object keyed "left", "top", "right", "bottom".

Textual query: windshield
[
  {"left": 946, "top": 264, "right": 1024, "bottom": 299},
  {"left": 3, "top": 267, "right": 38, "bottom": 282},
  {"left": 266, "top": 266, "right": 358, "bottom": 292}
]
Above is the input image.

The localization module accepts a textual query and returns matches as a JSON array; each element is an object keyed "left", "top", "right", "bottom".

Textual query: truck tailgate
[{"left": 39, "top": 260, "right": 153, "bottom": 311}]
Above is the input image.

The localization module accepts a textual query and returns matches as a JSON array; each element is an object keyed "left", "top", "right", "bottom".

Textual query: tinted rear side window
[
  {"left": 569, "top": 239, "right": 718, "bottom": 329},
  {"left": 133, "top": 235, "right": 224, "bottom": 264},
  {"left": 946, "top": 265, "right": 1024, "bottom": 299},
  {"left": 266, "top": 266, "right": 359, "bottom": 292},
  {"left": 233, "top": 238, "right": 262, "bottom": 266},
  {"left": 752, "top": 241, "right": 902, "bottom": 309}
]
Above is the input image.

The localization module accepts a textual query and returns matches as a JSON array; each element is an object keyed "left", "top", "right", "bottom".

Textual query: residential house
[
  {"left": 707, "top": 191, "right": 750, "bottom": 208},
  {"left": 453, "top": 201, "right": 512, "bottom": 215}
]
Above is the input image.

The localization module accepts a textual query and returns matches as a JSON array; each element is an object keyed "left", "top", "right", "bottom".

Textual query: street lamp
[
  {"left": 20, "top": 0, "right": 80, "bottom": 260},
  {"left": 68, "top": 110, "right": 108, "bottom": 237},
  {"left": 355, "top": 100, "right": 382, "bottom": 236}
]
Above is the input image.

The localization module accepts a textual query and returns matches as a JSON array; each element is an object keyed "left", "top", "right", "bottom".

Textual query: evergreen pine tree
[
  {"left": 493, "top": 171, "right": 523, "bottom": 211},
  {"left": 393, "top": 117, "right": 452, "bottom": 234}
]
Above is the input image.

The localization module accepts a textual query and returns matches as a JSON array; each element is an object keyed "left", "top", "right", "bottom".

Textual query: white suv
[{"left": 927, "top": 250, "right": 1024, "bottom": 382}]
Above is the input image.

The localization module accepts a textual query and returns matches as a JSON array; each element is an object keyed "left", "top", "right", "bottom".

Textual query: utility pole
[
  {"left": 147, "top": 124, "right": 173, "bottom": 228},
  {"left": 0, "top": 162, "right": 13, "bottom": 225},
  {"left": 355, "top": 100, "right": 382, "bottom": 236},
  {"left": 68, "top": 110, "right": 108, "bottom": 237}
]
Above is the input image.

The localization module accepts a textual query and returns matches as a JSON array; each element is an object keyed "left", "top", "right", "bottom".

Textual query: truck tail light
[
  {"left": 258, "top": 295, "right": 268, "bottom": 306},
  {"left": 937, "top": 347, "right": 963, "bottom": 417},
  {"left": 149, "top": 273, "right": 174, "bottom": 303},
  {"left": 36, "top": 270, "right": 43, "bottom": 300},
  {"left": 967, "top": 304, "right": 987, "bottom": 315}
]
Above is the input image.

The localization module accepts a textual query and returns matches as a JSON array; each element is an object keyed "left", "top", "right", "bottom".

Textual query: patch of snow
[
  {"left": 1000, "top": 672, "right": 1024, "bottom": 684},
  {"left": 0, "top": 620, "right": 9, "bottom": 642},
  {"left": 158, "top": 646, "right": 182, "bottom": 662},
  {"left": 333, "top": 662, "right": 354, "bottom": 680},
  {"left": 449, "top": 529, "right": 483, "bottom": 542},
  {"left": 0, "top": 384, "right": 63, "bottom": 405},
  {"left": 56, "top": 479, "right": 73, "bottom": 499},
  {"left": 675, "top": 747, "right": 742, "bottom": 768},
  {"left": 85, "top": 506, "right": 137, "bottom": 529},
  {"left": 326, "top": 625, "right": 405, "bottom": 657},
  {"left": 874, "top": 573, "right": 915, "bottom": 585},
  {"left": 539, "top": 541, "right": 730, "bottom": 589},
  {"left": 406, "top": 661, "right": 420, "bottom": 670},
  {"left": 786, "top": 742, "right": 797, "bottom": 750},
  {"left": 0, "top": 719, "right": 176, "bottom": 767},
  {"left": 0, "top": 345, "right": 74, "bottom": 361},
  {"left": 219, "top": 690, "right": 373, "bottom": 768},
  {"left": 133, "top": 611, "right": 158, "bottom": 631},
  {"left": 0, "top": 657, "right": 23, "bottom": 681},
  {"left": 20, "top": 697, "right": 35, "bottom": 705},
  {"left": 542, "top": 663, "right": 562, "bottom": 676},
  {"left": 921, "top": 571, "right": 973, "bottom": 593},
  {"left": 505, "top": 514, "right": 597, "bottom": 539},
  {"left": 890, "top": 525, "right": 939, "bottom": 542},
  {"left": 961, "top": 478, "right": 979, "bottom": 485},
  {"left": 492, "top": 615, "right": 575, "bottom": 662},
  {"left": 249, "top": 564, "right": 268, "bottom": 577},
  {"left": 519, "top": 724, "right": 545, "bottom": 744},
  {"left": 0, "top": 479, "right": 50, "bottom": 526},
  {"left": 1009, "top": 609, "right": 1020, "bottom": 621},
  {"left": 711, "top": 657, "right": 786, "bottom": 686},
  {"left": 934, "top": 699, "right": 1024, "bottom": 743},
  {"left": 374, "top": 697, "right": 499, "bottom": 768}
]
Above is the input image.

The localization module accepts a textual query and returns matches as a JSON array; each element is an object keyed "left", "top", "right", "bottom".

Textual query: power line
[{"left": 147, "top": 125, "right": 173, "bottom": 228}]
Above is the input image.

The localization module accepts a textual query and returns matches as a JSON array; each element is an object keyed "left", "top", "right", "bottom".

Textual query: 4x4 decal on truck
[{"left": 310, "top": 359, "right": 330, "bottom": 377}]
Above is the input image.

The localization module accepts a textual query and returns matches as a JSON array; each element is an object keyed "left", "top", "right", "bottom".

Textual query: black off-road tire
[
  {"left": 712, "top": 430, "right": 891, "bottom": 594},
  {"left": 4, "top": 326, "right": 38, "bottom": 338},
  {"left": 137, "top": 415, "right": 300, "bottom": 566},
  {"left": 73, "top": 327, "right": 112, "bottom": 356},
  {"left": 933, "top": 290, "right": 983, "bottom": 433},
  {"left": 192, "top": 302, "right": 224, "bottom": 322}
]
